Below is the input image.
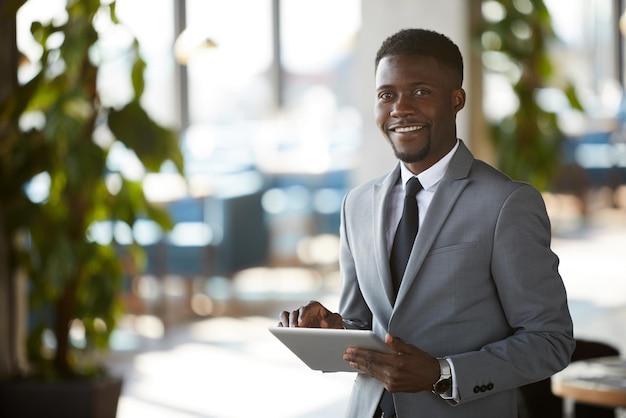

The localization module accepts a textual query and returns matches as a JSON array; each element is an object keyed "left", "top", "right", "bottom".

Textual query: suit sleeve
[{"left": 449, "top": 184, "right": 575, "bottom": 403}]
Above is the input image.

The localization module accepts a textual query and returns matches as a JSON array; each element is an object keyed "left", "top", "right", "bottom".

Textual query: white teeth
[{"left": 394, "top": 126, "right": 422, "bottom": 133}]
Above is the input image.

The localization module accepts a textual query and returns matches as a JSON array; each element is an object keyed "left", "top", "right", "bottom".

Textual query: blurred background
[{"left": 1, "top": 0, "right": 626, "bottom": 417}]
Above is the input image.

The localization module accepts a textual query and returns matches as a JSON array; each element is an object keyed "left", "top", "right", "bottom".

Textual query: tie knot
[{"left": 405, "top": 177, "right": 422, "bottom": 197}]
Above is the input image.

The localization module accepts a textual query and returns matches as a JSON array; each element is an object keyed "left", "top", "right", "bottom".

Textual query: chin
[
  {"left": 389, "top": 136, "right": 431, "bottom": 163},
  {"left": 394, "top": 145, "right": 430, "bottom": 164}
]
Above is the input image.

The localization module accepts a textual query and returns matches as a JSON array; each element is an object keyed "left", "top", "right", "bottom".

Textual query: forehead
[{"left": 375, "top": 55, "right": 452, "bottom": 88}]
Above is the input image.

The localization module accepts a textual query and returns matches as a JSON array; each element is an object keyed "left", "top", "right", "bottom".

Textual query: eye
[
  {"left": 414, "top": 89, "right": 430, "bottom": 96},
  {"left": 378, "top": 92, "right": 394, "bottom": 100}
]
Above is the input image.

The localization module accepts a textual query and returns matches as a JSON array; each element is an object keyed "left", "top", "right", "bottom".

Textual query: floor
[{"left": 104, "top": 208, "right": 626, "bottom": 418}]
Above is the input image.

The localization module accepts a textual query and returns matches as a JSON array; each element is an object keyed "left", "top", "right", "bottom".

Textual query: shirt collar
[{"left": 399, "top": 139, "right": 460, "bottom": 191}]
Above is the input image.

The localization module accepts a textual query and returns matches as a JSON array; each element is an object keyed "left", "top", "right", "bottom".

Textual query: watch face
[{"left": 435, "top": 378, "right": 451, "bottom": 394}]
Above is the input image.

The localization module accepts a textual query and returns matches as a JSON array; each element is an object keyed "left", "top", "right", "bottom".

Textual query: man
[{"left": 278, "top": 28, "right": 574, "bottom": 418}]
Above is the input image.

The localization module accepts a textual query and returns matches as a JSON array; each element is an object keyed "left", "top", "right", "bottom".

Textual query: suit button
[
  {"left": 473, "top": 386, "right": 480, "bottom": 393},
  {"left": 487, "top": 383, "right": 494, "bottom": 390}
]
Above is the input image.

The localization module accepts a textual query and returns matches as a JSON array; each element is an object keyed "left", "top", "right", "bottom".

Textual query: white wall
[{"left": 352, "top": 0, "right": 471, "bottom": 185}]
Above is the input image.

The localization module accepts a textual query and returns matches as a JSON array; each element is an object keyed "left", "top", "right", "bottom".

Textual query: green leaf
[
  {"left": 563, "top": 82, "right": 584, "bottom": 111},
  {"left": 108, "top": 101, "right": 183, "bottom": 173},
  {"left": 109, "top": 1, "right": 119, "bottom": 24},
  {"left": 131, "top": 41, "right": 146, "bottom": 98}
]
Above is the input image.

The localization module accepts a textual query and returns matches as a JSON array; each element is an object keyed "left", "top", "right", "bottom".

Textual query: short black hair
[{"left": 375, "top": 28, "right": 464, "bottom": 85}]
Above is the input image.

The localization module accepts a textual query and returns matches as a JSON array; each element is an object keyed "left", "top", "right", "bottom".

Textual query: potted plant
[
  {"left": 0, "top": 0, "right": 183, "bottom": 416},
  {"left": 475, "top": 0, "right": 583, "bottom": 191}
]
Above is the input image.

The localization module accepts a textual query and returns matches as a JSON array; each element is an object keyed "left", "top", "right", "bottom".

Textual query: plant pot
[{"left": 0, "top": 376, "right": 123, "bottom": 418}]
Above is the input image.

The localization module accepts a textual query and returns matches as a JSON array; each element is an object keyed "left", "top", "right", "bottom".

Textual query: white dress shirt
[{"left": 386, "top": 140, "right": 460, "bottom": 251}]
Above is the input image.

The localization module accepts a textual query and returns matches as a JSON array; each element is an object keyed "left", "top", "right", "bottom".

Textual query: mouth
[{"left": 390, "top": 124, "right": 425, "bottom": 133}]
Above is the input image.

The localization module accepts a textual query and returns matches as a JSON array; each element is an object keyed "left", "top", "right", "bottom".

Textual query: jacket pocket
[{"left": 428, "top": 240, "right": 478, "bottom": 256}]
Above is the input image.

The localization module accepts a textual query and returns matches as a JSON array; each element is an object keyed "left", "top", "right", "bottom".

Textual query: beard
[{"left": 390, "top": 137, "right": 431, "bottom": 164}]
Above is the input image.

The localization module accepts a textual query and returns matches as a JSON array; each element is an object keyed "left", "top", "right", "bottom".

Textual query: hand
[
  {"left": 278, "top": 300, "right": 343, "bottom": 328},
  {"left": 343, "top": 333, "right": 440, "bottom": 393}
]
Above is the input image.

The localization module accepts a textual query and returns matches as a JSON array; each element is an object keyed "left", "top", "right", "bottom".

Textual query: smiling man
[{"left": 279, "top": 28, "right": 574, "bottom": 418}]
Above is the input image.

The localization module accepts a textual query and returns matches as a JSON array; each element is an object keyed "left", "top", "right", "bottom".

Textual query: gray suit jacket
[{"left": 338, "top": 140, "right": 574, "bottom": 418}]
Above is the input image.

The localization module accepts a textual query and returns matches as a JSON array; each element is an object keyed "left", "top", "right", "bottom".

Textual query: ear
[{"left": 453, "top": 88, "right": 466, "bottom": 112}]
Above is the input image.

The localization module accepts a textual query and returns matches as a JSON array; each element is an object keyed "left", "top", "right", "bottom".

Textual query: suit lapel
[
  {"left": 373, "top": 165, "right": 401, "bottom": 307},
  {"left": 394, "top": 141, "right": 474, "bottom": 308}
]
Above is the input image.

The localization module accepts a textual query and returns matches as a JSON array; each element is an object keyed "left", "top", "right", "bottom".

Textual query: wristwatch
[{"left": 432, "top": 358, "right": 452, "bottom": 395}]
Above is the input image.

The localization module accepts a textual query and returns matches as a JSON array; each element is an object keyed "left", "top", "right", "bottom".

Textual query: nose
[{"left": 389, "top": 94, "right": 414, "bottom": 117}]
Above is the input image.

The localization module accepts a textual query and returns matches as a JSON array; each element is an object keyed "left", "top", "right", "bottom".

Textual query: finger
[
  {"left": 320, "top": 312, "right": 342, "bottom": 329},
  {"left": 290, "top": 308, "right": 300, "bottom": 327},
  {"left": 278, "top": 311, "right": 290, "bottom": 327},
  {"left": 298, "top": 306, "right": 309, "bottom": 326},
  {"left": 297, "top": 304, "right": 318, "bottom": 327},
  {"left": 343, "top": 348, "right": 371, "bottom": 373},
  {"left": 346, "top": 347, "right": 389, "bottom": 369}
]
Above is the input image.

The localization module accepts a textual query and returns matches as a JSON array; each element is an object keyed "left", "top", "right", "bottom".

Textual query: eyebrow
[{"left": 376, "top": 81, "right": 438, "bottom": 91}]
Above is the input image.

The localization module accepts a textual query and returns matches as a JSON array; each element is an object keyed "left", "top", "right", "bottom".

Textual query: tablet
[{"left": 268, "top": 327, "right": 395, "bottom": 372}]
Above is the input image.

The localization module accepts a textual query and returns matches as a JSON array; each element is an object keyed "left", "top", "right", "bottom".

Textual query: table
[{"left": 551, "top": 356, "right": 626, "bottom": 418}]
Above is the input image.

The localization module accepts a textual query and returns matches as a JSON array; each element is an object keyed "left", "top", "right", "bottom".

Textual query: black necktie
[
  {"left": 380, "top": 177, "right": 422, "bottom": 418},
  {"left": 389, "top": 176, "right": 422, "bottom": 300}
]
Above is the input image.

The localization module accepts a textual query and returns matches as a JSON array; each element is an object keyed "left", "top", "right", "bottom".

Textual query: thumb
[{"left": 385, "top": 333, "right": 412, "bottom": 353}]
